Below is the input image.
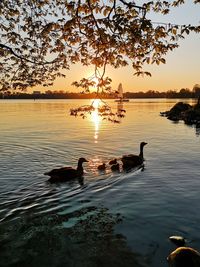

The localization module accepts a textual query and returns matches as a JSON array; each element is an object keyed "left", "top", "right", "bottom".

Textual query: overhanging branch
[
  {"left": 119, "top": 0, "right": 146, "bottom": 10},
  {"left": 0, "top": 43, "right": 56, "bottom": 65}
]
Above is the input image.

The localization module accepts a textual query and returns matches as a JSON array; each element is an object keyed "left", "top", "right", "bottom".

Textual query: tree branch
[
  {"left": 0, "top": 43, "right": 56, "bottom": 65},
  {"left": 119, "top": 0, "right": 145, "bottom": 10},
  {"left": 107, "top": 0, "right": 116, "bottom": 19}
]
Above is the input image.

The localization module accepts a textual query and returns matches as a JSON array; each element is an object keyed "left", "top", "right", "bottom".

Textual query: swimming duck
[
  {"left": 109, "top": 159, "right": 117, "bottom": 165},
  {"left": 122, "top": 142, "right": 147, "bottom": 169},
  {"left": 97, "top": 163, "right": 106, "bottom": 171},
  {"left": 44, "top": 157, "right": 88, "bottom": 183},
  {"left": 111, "top": 163, "right": 120, "bottom": 171}
]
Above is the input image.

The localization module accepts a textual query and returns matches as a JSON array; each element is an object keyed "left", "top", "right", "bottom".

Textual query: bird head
[
  {"left": 141, "top": 142, "right": 148, "bottom": 147},
  {"left": 79, "top": 157, "right": 89, "bottom": 163}
]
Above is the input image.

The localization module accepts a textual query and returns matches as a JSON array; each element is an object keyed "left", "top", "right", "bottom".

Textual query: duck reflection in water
[{"left": 44, "top": 157, "right": 88, "bottom": 183}]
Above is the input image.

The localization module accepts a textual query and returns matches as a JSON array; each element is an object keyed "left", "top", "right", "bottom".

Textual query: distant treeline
[
  {"left": 0, "top": 88, "right": 198, "bottom": 99},
  {"left": 0, "top": 91, "right": 112, "bottom": 99}
]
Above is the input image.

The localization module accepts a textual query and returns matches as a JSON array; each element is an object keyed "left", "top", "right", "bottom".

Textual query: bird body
[
  {"left": 122, "top": 154, "right": 143, "bottom": 165},
  {"left": 98, "top": 163, "right": 106, "bottom": 171},
  {"left": 44, "top": 158, "right": 88, "bottom": 183},
  {"left": 109, "top": 159, "right": 117, "bottom": 165},
  {"left": 122, "top": 142, "right": 147, "bottom": 169},
  {"left": 111, "top": 163, "right": 120, "bottom": 171}
]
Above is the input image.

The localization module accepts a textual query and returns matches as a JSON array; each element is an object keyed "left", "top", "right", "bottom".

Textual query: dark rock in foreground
[
  {"left": 168, "top": 247, "right": 200, "bottom": 267},
  {"left": 161, "top": 101, "right": 200, "bottom": 126}
]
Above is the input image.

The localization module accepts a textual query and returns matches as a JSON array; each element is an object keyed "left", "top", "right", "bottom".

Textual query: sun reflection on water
[{"left": 91, "top": 99, "right": 101, "bottom": 143}]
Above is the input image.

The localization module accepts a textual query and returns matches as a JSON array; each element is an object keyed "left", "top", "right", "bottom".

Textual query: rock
[
  {"left": 196, "top": 121, "right": 200, "bottom": 128},
  {"left": 167, "top": 247, "right": 200, "bottom": 267},
  {"left": 167, "top": 102, "right": 191, "bottom": 120},
  {"left": 169, "top": 236, "right": 185, "bottom": 247},
  {"left": 183, "top": 109, "right": 200, "bottom": 125},
  {"left": 169, "top": 102, "right": 191, "bottom": 113},
  {"left": 160, "top": 111, "right": 169, "bottom": 117},
  {"left": 161, "top": 101, "right": 200, "bottom": 127}
]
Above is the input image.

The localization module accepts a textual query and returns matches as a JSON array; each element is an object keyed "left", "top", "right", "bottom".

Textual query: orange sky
[{"left": 32, "top": 1, "right": 200, "bottom": 93}]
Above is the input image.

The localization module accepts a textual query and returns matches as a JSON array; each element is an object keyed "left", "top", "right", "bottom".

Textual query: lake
[{"left": 0, "top": 99, "right": 200, "bottom": 267}]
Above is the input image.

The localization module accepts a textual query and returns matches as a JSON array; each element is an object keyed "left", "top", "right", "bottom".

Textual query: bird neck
[
  {"left": 77, "top": 161, "right": 84, "bottom": 173},
  {"left": 139, "top": 145, "right": 144, "bottom": 158}
]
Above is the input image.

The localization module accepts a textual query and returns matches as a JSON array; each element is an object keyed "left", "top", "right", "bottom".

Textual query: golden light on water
[
  {"left": 92, "top": 99, "right": 100, "bottom": 109},
  {"left": 91, "top": 99, "right": 101, "bottom": 143}
]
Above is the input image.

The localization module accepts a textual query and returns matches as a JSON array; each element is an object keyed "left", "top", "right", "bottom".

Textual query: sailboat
[{"left": 114, "top": 83, "right": 129, "bottom": 102}]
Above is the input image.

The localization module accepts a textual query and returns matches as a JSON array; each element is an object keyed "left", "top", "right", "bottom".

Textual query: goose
[
  {"left": 109, "top": 159, "right": 117, "bottom": 165},
  {"left": 97, "top": 163, "right": 106, "bottom": 171},
  {"left": 111, "top": 163, "right": 120, "bottom": 171},
  {"left": 122, "top": 142, "right": 147, "bottom": 169},
  {"left": 44, "top": 157, "right": 88, "bottom": 183}
]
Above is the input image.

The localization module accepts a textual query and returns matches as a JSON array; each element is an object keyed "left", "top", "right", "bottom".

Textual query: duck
[
  {"left": 97, "top": 163, "right": 106, "bottom": 171},
  {"left": 109, "top": 159, "right": 117, "bottom": 165},
  {"left": 44, "top": 157, "right": 88, "bottom": 183},
  {"left": 111, "top": 163, "right": 120, "bottom": 171},
  {"left": 121, "top": 142, "right": 147, "bottom": 169}
]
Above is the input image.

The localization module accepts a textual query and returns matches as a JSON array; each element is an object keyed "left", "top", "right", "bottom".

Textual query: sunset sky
[{"left": 34, "top": 1, "right": 200, "bottom": 93}]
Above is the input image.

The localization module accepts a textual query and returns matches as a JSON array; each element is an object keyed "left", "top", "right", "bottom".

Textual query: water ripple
[{"left": 1, "top": 99, "right": 200, "bottom": 267}]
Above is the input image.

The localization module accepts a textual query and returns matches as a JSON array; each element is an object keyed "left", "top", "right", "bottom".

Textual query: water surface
[{"left": 0, "top": 99, "right": 200, "bottom": 267}]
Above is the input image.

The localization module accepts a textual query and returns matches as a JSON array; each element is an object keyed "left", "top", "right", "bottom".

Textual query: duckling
[
  {"left": 109, "top": 158, "right": 117, "bottom": 165},
  {"left": 111, "top": 163, "right": 120, "bottom": 171},
  {"left": 122, "top": 142, "right": 147, "bottom": 169},
  {"left": 44, "top": 157, "right": 88, "bottom": 183},
  {"left": 97, "top": 163, "right": 106, "bottom": 171}
]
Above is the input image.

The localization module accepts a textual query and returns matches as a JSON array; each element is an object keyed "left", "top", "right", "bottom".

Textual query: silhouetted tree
[
  {"left": 0, "top": 1, "right": 200, "bottom": 121},
  {"left": 179, "top": 88, "right": 192, "bottom": 98},
  {"left": 193, "top": 84, "right": 200, "bottom": 105}
]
